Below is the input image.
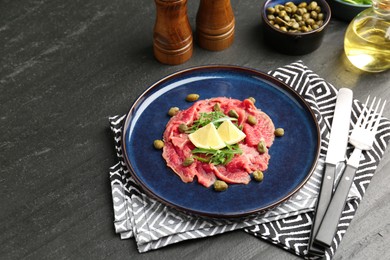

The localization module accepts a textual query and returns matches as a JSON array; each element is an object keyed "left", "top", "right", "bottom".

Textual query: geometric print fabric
[{"left": 109, "top": 61, "right": 390, "bottom": 258}]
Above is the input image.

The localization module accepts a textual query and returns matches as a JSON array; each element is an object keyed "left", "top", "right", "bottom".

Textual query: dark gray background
[{"left": 1, "top": 0, "right": 389, "bottom": 259}]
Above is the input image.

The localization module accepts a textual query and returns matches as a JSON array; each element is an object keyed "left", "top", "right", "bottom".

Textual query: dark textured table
[{"left": 1, "top": 0, "right": 389, "bottom": 259}]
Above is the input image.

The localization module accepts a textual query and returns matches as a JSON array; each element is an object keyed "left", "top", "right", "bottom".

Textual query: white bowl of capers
[{"left": 261, "top": 0, "right": 331, "bottom": 55}]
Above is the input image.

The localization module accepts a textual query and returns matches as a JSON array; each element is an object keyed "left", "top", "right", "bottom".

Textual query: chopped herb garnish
[{"left": 192, "top": 143, "right": 242, "bottom": 165}]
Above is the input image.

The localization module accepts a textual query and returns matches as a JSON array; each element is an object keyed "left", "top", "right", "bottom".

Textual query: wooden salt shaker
[
  {"left": 153, "top": 0, "right": 193, "bottom": 65},
  {"left": 196, "top": 0, "right": 235, "bottom": 51}
]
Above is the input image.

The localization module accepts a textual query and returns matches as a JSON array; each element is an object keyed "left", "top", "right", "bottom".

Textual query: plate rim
[{"left": 121, "top": 64, "right": 321, "bottom": 219}]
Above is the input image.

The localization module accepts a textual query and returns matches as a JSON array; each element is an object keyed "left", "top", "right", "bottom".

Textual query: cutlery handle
[
  {"left": 308, "top": 163, "right": 336, "bottom": 254},
  {"left": 314, "top": 161, "right": 359, "bottom": 248}
]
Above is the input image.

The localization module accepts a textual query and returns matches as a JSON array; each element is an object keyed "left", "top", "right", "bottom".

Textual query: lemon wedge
[
  {"left": 217, "top": 120, "right": 246, "bottom": 145},
  {"left": 188, "top": 123, "right": 226, "bottom": 150}
]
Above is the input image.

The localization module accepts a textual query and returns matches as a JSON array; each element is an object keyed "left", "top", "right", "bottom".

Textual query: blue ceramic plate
[{"left": 122, "top": 65, "right": 320, "bottom": 218}]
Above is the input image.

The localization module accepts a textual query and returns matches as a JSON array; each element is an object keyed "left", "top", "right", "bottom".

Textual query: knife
[
  {"left": 315, "top": 99, "right": 386, "bottom": 248},
  {"left": 308, "top": 88, "right": 353, "bottom": 255}
]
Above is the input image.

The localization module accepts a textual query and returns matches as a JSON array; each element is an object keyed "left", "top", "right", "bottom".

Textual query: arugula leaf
[
  {"left": 186, "top": 111, "right": 237, "bottom": 133},
  {"left": 341, "top": 0, "right": 371, "bottom": 4},
  {"left": 192, "top": 143, "right": 242, "bottom": 165}
]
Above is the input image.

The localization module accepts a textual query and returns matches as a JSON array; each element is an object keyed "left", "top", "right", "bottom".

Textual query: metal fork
[{"left": 314, "top": 96, "right": 387, "bottom": 248}]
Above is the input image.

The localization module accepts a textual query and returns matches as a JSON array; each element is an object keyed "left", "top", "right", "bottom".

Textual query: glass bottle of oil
[{"left": 344, "top": 0, "right": 390, "bottom": 72}]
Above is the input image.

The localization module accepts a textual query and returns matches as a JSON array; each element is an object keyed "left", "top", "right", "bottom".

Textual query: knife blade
[{"left": 308, "top": 88, "right": 353, "bottom": 255}]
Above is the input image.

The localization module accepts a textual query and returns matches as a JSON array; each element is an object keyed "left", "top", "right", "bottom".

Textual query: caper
[
  {"left": 153, "top": 139, "right": 164, "bottom": 149},
  {"left": 278, "top": 10, "right": 287, "bottom": 17},
  {"left": 306, "top": 18, "right": 315, "bottom": 26},
  {"left": 253, "top": 170, "right": 264, "bottom": 182},
  {"left": 168, "top": 107, "right": 180, "bottom": 116},
  {"left": 294, "top": 14, "right": 303, "bottom": 21},
  {"left": 296, "top": 8, "right": 305, "bottom": 15},
  {"left": 303, "top": 13, "right": 311, "bottom": 21},
  {"left": 317, "top": 13, "right": 324, "bottom": 21},
  {"left": 228, "top": 109, "right": 239, "bottom": 118},
  {"left": 275, "top": 4, "right": 284, "bottom": 11},
  {"left": 285, "top": 6, "right": 292, "bottom": 13},
  {"left": 178, "top": 123, "right": 188, "bottom": 133},
  {"left": 186, "top": 93, "right": 199, "bottom": 102},
  {"left": 247, "top": 115, "right": 257, "bottom": 125},
  {"left": 267, "top": 7, "right": 276, "bottom": 14},
  {"left": 274, "top": 128, "right": 285, "bottom": 137},
  {"left": 248, "top": 97, "right": 256, "bottom": 104},
  {"left": 301, "top": 25, "right": 309, "bottom": 32},
  {"left": 275, "top": 16, "right": 286, "bottom": 25},
  {"left": 213, "top": 103, "right": 222, "bottom": 112},
  {"left": 268, "top": 14, "right": 276, "bottom": 21},
  {"left": 309, "top": 1, "right": 318, "bottom": 11},
  {"left": 280, "top": 26, "right": 287, "bottom": 32},
  {"left": 182, "top": 157, "right": 194, "bottom": 167},
  {"left": 310, "top": 10, "right": 318, "bottom": 20},
  {"left": 292, "top": 22, "right": 300, "bottom": 29},
  {"left": 298, "top": 2, "right": 307, "bottom": 8},
  {"left": 257, "top": 140, "right": 267, "bottom": 154},
  {"left": 214, "top": 180, "right": 228, "bottom": 192},
  {"left": 291, "top": 5, "right": 298, "bottom": 13}
]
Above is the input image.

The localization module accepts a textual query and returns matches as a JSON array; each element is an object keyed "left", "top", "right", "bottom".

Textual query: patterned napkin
[{"left": 108, "top": 61, "right": 390, "bottom": 259}]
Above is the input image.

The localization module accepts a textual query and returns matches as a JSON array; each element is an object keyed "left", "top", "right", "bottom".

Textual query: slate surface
[{"left": 1, "top": 0, "right": 389, "bottom": 259}]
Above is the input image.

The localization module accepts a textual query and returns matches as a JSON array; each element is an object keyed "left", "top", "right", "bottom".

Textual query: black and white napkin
[{"left": 108, "top": 61, "right": 390, "bottom": 259}]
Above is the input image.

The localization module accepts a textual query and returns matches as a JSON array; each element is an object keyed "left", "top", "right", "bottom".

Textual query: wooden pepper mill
[
  {"left": 196, "top": 0, "right": 235, "bottom": 51},
  {"left": 153, "top": 0, "right": 193, "bottom": 65}
]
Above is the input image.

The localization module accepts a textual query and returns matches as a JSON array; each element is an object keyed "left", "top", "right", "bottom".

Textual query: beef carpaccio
[{"left": 162, "top": 97, "right": 275, "bottom": 188}]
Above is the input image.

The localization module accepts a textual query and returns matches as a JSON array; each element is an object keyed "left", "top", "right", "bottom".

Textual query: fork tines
[{"left": 359, "top": 96, "right": 387, "bottom": 134}]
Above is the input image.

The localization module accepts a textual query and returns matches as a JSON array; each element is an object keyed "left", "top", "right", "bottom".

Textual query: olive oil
[{"left": 344, "top": 0, "right": 390, "bottom": 72}]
